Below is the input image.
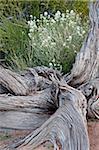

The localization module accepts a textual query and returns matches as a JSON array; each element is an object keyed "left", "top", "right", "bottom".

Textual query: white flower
[
  {"left": 49, "top": 62, "right": 53, "bottom": 67},
  {"left": 69, "top": 36, "right": 72, "bottom": 39},
  {"left": 55, "top": 11, "right": 61, "bottom": 20},
  {"left": 57, "top": 64, "right": 60, "bottom": 66},
  {"left": 34, "top": 16, "right": 36, "bottom": 20},
  {"left": 30, "top": 15, "right": 33, "bottom": 18},
  {"left": 37, "top": 19, "right": 39, "bottom": 22},
  {"left": 48, "top": 15, "right": 50, "bottom": 19},
  {"left": 29, "top": 20, "right": 37, "bottom": 29},
  {"left": 29, "top": 28, "right": 34, "bottom": 33},
  {"left": 69, "top": 20, "right": 74, "bottom": 25},
  {"left": 46, "top": 23, "right": 49, "bottom": 26},
  {"left": 77, "top": 26, "right": 80, "bottom": 31},
  {"left": 70, "top": 10, "right": 74, "bottom": 14},
  {"left": 31, "top": 37, "right": 34, "bottom": 41},
  {"left": 51, "top": 18, "right": 56, "bottom": 23},
  {"left": 67, "top": 36, "right": 72, "bottom": 42},
  {"left": 28, "top": 20, "right": 34, "bottom": 27},
  {"left": 40, "top": 14, "right": 43, "bottom": 19},
  {"left": 66, "top": 14, "right": 69, "bottom": 18},
  {"left": 27, "top": 9, "right": 88, "bottom": 72},
  {"left": 61, "top": 15, "right": 65, "bottom": 21},
  {"left": 44, "top": 11, "right": 48, "bottom": 16},
  {"left": 47, "top": 36, "right": 51, "bottom": 40},
  {"left": 66, "top": 10, "right": 69, "bottom": 13},
  {"left": 41, "top": 39, "right": 49, "bottom": 47},
  {"left": 32, "top": 42, "right": 36, "bottom": 46},
  {"left": 57, "top": 11, "right": 61, "bottom": 15},
  {"left": 52, "top": 58, "right": 55, "bottom": 63},
  {"left": 63, "top": 43, "right": 66, "bottom": 46},
  {"left": 28, "top": 33, "right": 32, "bottom": 38},
  {"left": 51, "top": 42, "right": 56, "bottom": 46},
  {"left": 74, "top": 50, "right": 77, "bottom": 53},
  {"left": 27, "top": 21, "right": 31, "bottom": 25},
  {"left": 54, "top": 63, "right": 56, "bottom": 67},
  {"left": 33, "top": 24, "right": 37, "bottom": 29},
  {"left": 82, "top": 30, "right": 86, "bottom": 34},
  {"left": 62, "top": 13, "right": 65, "bottom": 18}
]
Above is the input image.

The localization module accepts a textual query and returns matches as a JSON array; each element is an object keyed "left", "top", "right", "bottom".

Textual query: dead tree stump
[{"left": 0, "top": 1, "right": 99, "bottom": 150}]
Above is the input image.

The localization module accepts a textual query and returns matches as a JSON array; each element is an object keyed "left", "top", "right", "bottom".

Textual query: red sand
[{"left": 88, "top": 121, "right": 99, "bottom": 150}]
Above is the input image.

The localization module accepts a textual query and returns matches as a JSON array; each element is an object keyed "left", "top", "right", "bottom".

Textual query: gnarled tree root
[
  {"left": 0, "top": 1, "right": 99, "bottom": 149},
  {"left": 7, "top": 102, "right": 89, "bottom": 150}
]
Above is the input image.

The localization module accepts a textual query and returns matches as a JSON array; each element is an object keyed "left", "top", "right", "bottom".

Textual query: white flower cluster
[{"left": 27, "top": 10, "right": 88, "bottom": 72}]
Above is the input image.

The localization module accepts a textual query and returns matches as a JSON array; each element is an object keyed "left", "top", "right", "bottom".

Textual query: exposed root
[{"left": 7, "top": 101, "right": 89, "bottom": 150}]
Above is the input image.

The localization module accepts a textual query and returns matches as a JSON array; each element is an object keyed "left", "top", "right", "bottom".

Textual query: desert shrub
[
  {"left": 0, "top": 17, "right": 30, "bottom": 71},
  {"left": 72, "top": 1, "right": 89, "bottom": 21},
  {"left": 27, "top": 10, "right": 88, "bottom": 73},
  {"left": 0, "top": 0, "right": 22, "bottom": 18},
  {"left": 0, "top": 0, "right": 88, "bottom": 20},
  {"left": 0, "top": 10, "right": 88, "bottom": 72}
]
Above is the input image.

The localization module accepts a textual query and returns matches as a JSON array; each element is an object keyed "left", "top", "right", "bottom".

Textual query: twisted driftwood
[
  {"left": 0, "top": 66, "right": 89, "bottom": 150},
  {"left": 0, "top": 1, "right": 99, "bottom": 150}
]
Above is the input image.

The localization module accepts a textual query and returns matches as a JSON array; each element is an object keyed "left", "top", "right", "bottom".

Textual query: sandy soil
[
  {"left": 88, "top": 121, "right": 99, "bottom": 150},
  {"left": 0, "top": 121, "right": 99, "bottom": 150}
]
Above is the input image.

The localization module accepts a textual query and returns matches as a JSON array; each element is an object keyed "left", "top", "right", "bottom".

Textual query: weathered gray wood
[
  {"left": 0, "top": 1, "right": 99, "bottom": 150},
  {"left": 78, "top": 78, "right": 99, "bottom": 119},
  {"left": 0, "top": 111, "right": 49, "bottom": 130},
  {"left": 0, "top": 89, "right": 52, "bottom": 112},
  {"left": 2, "top": 77, "right": 88, "bottom": 150},
  {"left": 63, "top": 0, "right": 99, "bottom": 120},
  {"left": 64, "top": 1, "right": 99, "bottom": 87},
  {"left": 0, "top": 67, "right": 89, "bottom": 150},
  {"left": 13, "top": 101, "right": 89, "bottom": 150},
  {"left": 0, "top": 89, "right": 53, "bottom": 130},
  {"left": 0, "top": 66, "right": 28, "bottom": 95},
  {"left": 0, "top": 66, "right": 61, "bottom": 95}
]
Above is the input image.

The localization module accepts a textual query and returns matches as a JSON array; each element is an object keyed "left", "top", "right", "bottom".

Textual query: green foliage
[
  {"left": 0, "top": 17, "right": 30, "bottom": 71},
  {"left": 0, "top": 0, "right": 22, "bottom": 17},
  {"left": 0, "top": 0, "right": 89, "bottom": 73},
  {"left": 0, "top": 0, "right": 89, "bottom": 19},
  {"left": 47, "top": 0, "right": 67, "bottom": 12},
  {"left": 73, "top": 1, "right": 89, "bottom": 20},
  {"left": 27, "top": 11, "right": 88, "bottom": 73}
]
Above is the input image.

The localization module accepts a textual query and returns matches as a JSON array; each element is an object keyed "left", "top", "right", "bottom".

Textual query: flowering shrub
[
  {"left": 28, "top": 10, "right": 88, "bottom": 73},
  {"left": 0, "top": 10, "right": 88, "bottom": 72}
]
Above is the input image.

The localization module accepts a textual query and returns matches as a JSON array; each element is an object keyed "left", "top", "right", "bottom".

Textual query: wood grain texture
[{"left": 0, "top": 1, "right": 99, "bottom": 150}]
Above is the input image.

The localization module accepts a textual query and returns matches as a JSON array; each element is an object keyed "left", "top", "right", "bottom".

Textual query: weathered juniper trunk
[
  {"left": 64, "top": 0, "right": 99, "bottom": 119},
  {"left": 0, "top": 1, "right": 99, "bottom": 150},
  {"left": 0, "top": 67, "right": 89, "bottom": 150}
]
